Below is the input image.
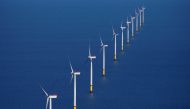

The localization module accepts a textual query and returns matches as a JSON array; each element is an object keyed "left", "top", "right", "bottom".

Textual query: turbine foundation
[
  {"left": 102, "top": 68, "right": 106, "bottom": 76},
  {"left": 114, "top": 54, "right": 117, "bottom": 61},
  {"left": 90, "top": 85, "right": 93, "bottom": 93}
]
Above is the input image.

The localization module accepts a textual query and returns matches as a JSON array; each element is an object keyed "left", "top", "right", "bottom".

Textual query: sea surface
[{"left": 0, "top": 0, "right": 190, "bottom": 109}]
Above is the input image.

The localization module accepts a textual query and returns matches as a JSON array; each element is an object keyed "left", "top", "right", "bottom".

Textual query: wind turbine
[
  {"left": 138, "top": 8, "right": 143, "bottom": 27},
  {"left": 112, "top": 27, "right": 119, "bottom": 61},
  {"left": 142, "top": 6, "right": 146, "bottom": 24},
  {"left": 70, "top": 61, "right": 80, "bottom": 109},
  {"left": 126, "top": 18, "right": 131, "bottom": 44},
  {"left": 131, "top": 16, "right": 135, "bottom": 37},
  {"left": 88, "top": 44, "right": 96, "bottom": 93},
  {"left": 135, "top": 9, "right": 139, "bottom": 32},
  {"left": 100, "top": 37, "right": 108, "bottom": 76},
  {"left": 120, "top": 23, "right": 126, "bottom": 51},
  {"left": 42, "top": 88, "right": 57, "bottom": 109}
]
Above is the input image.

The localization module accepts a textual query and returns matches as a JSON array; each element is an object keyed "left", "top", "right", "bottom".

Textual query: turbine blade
[
  {"left": 89, "top": 44, "right": 91, "bottom": 56},
  {"left": 42, "top": 88, "right": 48, "bottom": 96},
  {"left": 70, "top": 74, "right": 73, "bottom": 83},
  {"left": 112, "top": 26, "right": 115, "bottom": 35},
  {"left": 69, "top": 61, "right": 74, "bottom": 73},
  {"left": 100, "top": 37, "right": 103, "bottom": 46},
  {"left": 68, "top": 56, "right": 74, "bottom": 73},
  {"left": 46, "top": 98, "right": 49, "bottom": 109}
]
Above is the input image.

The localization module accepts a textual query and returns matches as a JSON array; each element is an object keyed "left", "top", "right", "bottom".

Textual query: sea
[{"left": 0, "top": 0, "right": 190, "bottom": 109}]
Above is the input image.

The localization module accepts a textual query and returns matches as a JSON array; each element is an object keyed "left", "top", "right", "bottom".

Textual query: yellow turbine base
[
  {"left": 74, "top": 106, "right": 76, "bottom": 109},
  {"left": 114, "top": 54, "right": 117, "bottom": 61},
  {"left": 102, "top": 68, "right": 106, "bottom": 76},
  {"left": 90, "top": 85, "right": 93, "bottom": 93}
]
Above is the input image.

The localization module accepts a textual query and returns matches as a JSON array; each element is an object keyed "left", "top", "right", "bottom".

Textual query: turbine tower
[
  {"left": 142, "top": 6, "right": 146, "bottom": 24},
  {"left": 126, "top": 18, "right": 131, "bottom": 44},
  {"left": 70, "top": 61, "right": 80, "bottom": 109},
  {"left": 135, "top": 9, "right": 139, "bottom": 32},
  {"left": 100, "top": 37, "right": 108, "bottom": 76},
  {"left": 139, "top": 8, "right": 143, "bottom": 27},
  {"left": 131, "top": 16, "right": 135, "bottom": 37},
  {"left": 88, "top": 44, "right": 96, "bottom": 93},
  {"left": 120, "top": 23, "right": 126, "bottom": 51},
  {"left": 42, "top": 88, "right": 57, "bottom": 109},
  {"left": 112, "top": 27, "right": 119, "bottom": 61}
]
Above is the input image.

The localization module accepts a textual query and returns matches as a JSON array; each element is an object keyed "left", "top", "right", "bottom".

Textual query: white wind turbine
[
  {"left": 131, "top": 16, "right": 135, "bottom": 37},
  {"left": 100, "top": 37, "right": 108, "bottom": 76},
  {"left": 135, "top": 9, "right": 139, "bottom": 32},
  {"left": 126, "top": 18, "right": 131, "bottom": 44},
  {"left": 112, "top": 27, "right": 119, "bottom": 61},
  {"left": 88, "top": 44, "right": 96, "bottom": 93},
  {"left": 42, "top": 88, "right": 57, "bottom": 109},
  {"left": 120, "top": 23, "right": 126, "bottom": 51},
  {"left": 138, "top": 8, "right": 143, "bottom": 27},
  {"left": 70, "top": 61, "right": 80, "bottom": 109},
  {"left": 142, "top": 6, "right": 146, "bottom": 24}
]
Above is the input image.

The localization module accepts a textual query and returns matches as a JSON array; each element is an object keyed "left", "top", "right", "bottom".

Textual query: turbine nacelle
[
  {"left": 138, "top": 8, "right": 143, "bottom": 13},
  {"left": 74, "top": 72, "right": 80, "bottom": 76},
  {"left": 104, "top": 45, "right": 108, "bottom": 47},
  {"left": 49, "top": 95, "right": 58, "bottom": 99},
  {"left": 120, "top": 23, "right": 126, "bottom": 30},
  {"left": 112, "top": 28, "right": 119, "bottom": 37},
  {"left": 120, "top": 26, "right": 126, "bottom": 30},
  {"left": 126, "top": 21, "right": 131, "bottom": 24},
  {"left": 69, "top": 61, "right": 80, "bottom": 82},
  {"left": 142, "top": 6, "right": 146, "bottom": 11},
  {"left": 126, "top": 21, "right": 131, "bottom": 28},
  {"left": 88, "top": 56, "right": 96, "bottom": 59},
  {"left": 131, "top": 16, "right": 135, "bottom": 20},
  {"left": 100, "top": 37, "right": 108, "bottom": 48},
  {"left": 42, "top": 88, "right": 58, "bottom": 99},
  {"left": 113, "top": 33, "right": 119, "bottom": 37},
  {"left": 71, "top": 71, "right": 81, "bottom": 76}
]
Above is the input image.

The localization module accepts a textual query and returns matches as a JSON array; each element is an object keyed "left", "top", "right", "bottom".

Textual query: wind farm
[
  {"left": 1, "top": 0, "right": 190, "bottom": 109},
  {"left": 39, "top": 5, "right": 147, "bottom": 108}
]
